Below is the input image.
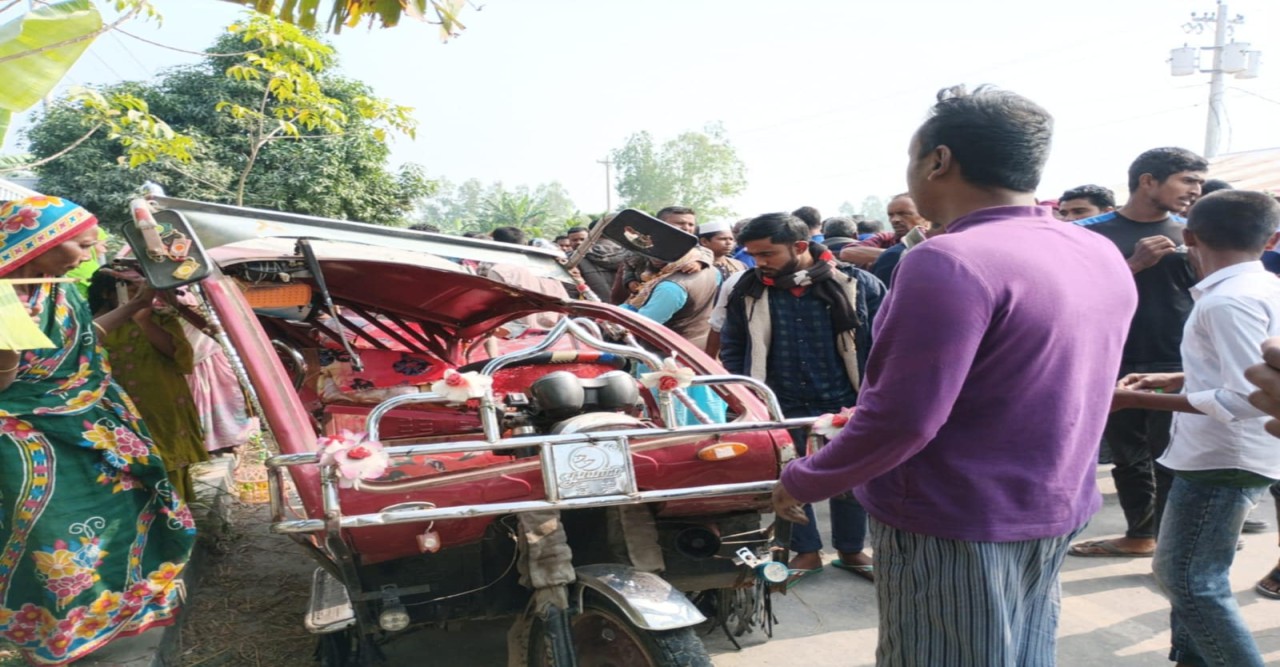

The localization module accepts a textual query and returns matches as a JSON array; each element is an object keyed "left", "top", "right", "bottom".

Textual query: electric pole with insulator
[{"left": 1169, "top": 1, "right": 1263, "bottom": 158}]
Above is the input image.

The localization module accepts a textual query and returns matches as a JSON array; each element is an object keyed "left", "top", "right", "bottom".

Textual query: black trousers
[
  {"left": 1105, "top": 362, "right": 1183, "bottom": 540},
  {"left": 1105, "top": 406, "right": 1174, "bottom": 539}
]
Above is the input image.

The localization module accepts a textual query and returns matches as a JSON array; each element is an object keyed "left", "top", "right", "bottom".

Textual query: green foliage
[
  {"left": 24, "top": 18, "right": 430, "bottom": 229},
  {"left": 416, "top": 179, "right": 581, "bottom": 238},
  {"left": 611, "top": 122, "right": 746, "bottom": 220},
  {"left": 71, "top": 87, "right": 194, "bottom": 167},
  {"left": 0, "top": 1, "right": 104, "bottom": 128},
  {"left": 838, "top": 195, "right": 889, "bottom": 225},
  {"left": 210, "top": 15, "right": 419, "bottom": 205},
  {"left": 220, "top": 0, "right": 468, "bottom": 37}
]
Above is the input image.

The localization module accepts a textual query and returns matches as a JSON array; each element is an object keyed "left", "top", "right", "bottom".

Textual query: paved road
[
  {"left": 708, "top": 467, "right": 1280, "bottom": 666},
  {"left": 385, "top": 466, "right": 1280, "bottom": 665}
]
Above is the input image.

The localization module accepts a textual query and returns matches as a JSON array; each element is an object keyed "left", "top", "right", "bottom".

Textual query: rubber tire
[
  {"left": 315, "top": 627, "right": 384, "bottom": 667},
  {"left": 528, "top": 593, "right": 711, "bottom": 667}
]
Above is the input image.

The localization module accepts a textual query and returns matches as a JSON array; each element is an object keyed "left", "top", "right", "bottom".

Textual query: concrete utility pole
[
  {"left": 596, "top": 156, "right": 613, "bottom": 212},
  {"left": 1204, "top": 6, "right": 1228, "bottom": 158},
  {"left": 1170, "top": 2, "right": 1262, "bottom": 158}
]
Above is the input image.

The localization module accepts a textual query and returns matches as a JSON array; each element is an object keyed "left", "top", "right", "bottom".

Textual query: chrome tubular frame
[
  {"left": 688, "top": 375, "right": 786, "bottom": 422},
  {"left": 478, "top": 317, "right": 675, "bottom": 427},
  {"left": 272, "top": 480, "right": 778, "bottom": 534},
  {"left": 268, "top": 315, "right": 811, "bottom": 547},
  {"left": 268, "top": 411, "right": 813, "bottom": 536}
]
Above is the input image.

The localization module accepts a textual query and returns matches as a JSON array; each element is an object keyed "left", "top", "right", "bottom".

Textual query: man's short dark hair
[
  {"left": 566, "top": 226, "right": 588, "bottom": 235},
  {"left": 408, "top": 222, "right": 440, "bottom": 233},
  {"left": 1201, "top": 179, "right": 1234, "bottom": 195},
  {"left": 1127, "top": 147, "right": 1209, "bottom": 194},
  {"left": 553, "top": 234, "right": 569, "bottom": 243},
  {"left": 491, "top": 226, "right": 527, "bottom": 245},
  {"left": 737, "top": 213, "right": 809, "bottom": 245},
  {"left": 915, "top": 84, "right": 1053, "bottom": 193},
  {"left": 655, "top": 206, "right": 694, "bottom": 221},
  {"left": 792, "top": 206, "right": 822, "bottom": 231},
  {"left": 1060, "top": 184, "right": 1116, "bottom": 210},
  {"left": 1187, "top": 190, "right": 1280, "bottom": 253},
  {"left": 857, "top": 219, "right": 883, "bottom": 235},
  {"left": 821, "top": 216, "right": 858, "bottom": 239}
]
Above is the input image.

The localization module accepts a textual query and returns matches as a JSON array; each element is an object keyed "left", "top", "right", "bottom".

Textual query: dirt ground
[{"left": 177, "top": 501, "right": 318, "bottom": 667}]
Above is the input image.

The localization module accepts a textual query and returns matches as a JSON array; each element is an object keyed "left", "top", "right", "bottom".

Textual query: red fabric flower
[{"left": 1, "top": 207, "right": 39, "bottom": 233}]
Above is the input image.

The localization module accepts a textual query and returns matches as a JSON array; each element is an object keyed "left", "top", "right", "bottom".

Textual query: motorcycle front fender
[{"left": 573, "top": 563, "right": 706, "bottom": 631}]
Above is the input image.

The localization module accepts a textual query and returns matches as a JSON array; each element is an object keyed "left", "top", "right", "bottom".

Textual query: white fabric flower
[
  {"left": 318, "top": 430, "right": 390, "bottom": 488},
  {"left": 639, "top": 356, "right": 696, "bottom": 392},
  {"left": 812, "top": 406, "right": 855, "bottom": 439},
  {"left": 430, "top": 369, "right": 493, "bottom": 402}
]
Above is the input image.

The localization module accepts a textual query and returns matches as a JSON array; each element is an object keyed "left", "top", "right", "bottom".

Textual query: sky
[{"left": 6, "top": 0, "right": 1280, "bottom": 223}]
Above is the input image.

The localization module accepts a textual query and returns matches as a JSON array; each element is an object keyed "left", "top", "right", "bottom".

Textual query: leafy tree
[
  {"left": 220, "top": 0, "right": 468, "bottom": 36},
  {"left": 24, "top": 16, "right": 430, "bottom": 228},
  {"left": 838, "top": 195, "right": 889, "bottom": 225},
  {"left": 612, "top": 122, "right": 746, "bottom": 219},
  {"left": 0, "top": 0, "right": 471, "bottom": 146},
  {"left": 416, "top": 178, "right": 581, "bottom": 237},
  {"left": 482, "top": 190, "right": 548, "bottom": 232}
]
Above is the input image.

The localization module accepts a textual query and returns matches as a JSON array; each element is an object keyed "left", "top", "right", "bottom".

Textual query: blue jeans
[
  {"left": 1153, "top": 475, "right": 1267, "bottom": 667},
  {"left": 786, "top": 405, "right": 867, "bottom": 555}
]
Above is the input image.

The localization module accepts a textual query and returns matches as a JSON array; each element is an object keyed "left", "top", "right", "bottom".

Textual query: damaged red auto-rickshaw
[{"left": 117, "top": 190, "right": 813, "bottom": 666}]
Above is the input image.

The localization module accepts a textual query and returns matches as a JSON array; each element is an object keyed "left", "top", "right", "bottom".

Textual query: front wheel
[
  {"left": 315, "top": 627, "right": 384, "bottom": 667},
  {"left": 529, "top": 593, "right": 711, "bottom": 667}
]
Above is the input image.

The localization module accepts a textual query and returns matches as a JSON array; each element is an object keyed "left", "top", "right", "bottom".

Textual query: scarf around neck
[{"left": 733, "top": 242, "right": 859, "bottom": 333}]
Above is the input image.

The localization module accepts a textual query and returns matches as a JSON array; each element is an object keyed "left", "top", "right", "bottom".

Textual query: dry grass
[{"left": 177, "top": 502, "right": 318, "bottom": 667}]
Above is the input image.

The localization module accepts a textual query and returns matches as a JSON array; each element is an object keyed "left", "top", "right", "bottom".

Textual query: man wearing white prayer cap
[{"left": 699, "top": 219, "right": 746, "bottom": 281}]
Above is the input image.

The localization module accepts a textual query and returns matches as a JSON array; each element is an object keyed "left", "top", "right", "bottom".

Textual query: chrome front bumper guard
[
  {"left": 267, "top": 413, "right": 813, "bottom": 535},
  {"left": 267, "top": 315, "right": 808, "bottom": 541}
]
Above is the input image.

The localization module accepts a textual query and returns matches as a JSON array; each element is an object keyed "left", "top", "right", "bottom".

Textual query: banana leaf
[{"left": 0, "top": 0, "right": 103, "bottom": 115}]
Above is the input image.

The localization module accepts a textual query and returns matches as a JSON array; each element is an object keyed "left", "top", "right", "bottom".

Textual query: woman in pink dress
[{"left": 180, "top": 319, "right": 259, "bottom": 454}]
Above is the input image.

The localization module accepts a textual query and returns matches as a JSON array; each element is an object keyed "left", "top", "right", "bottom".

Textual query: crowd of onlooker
[
  {"left": 424, "top": 86, "right": 1280, "bottom": 666},
  {"left": 5, "top": 81, "right": 1280, "bottom": 666}
]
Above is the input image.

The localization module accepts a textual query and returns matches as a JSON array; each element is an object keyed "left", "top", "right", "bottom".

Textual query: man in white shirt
[{"left": 1112, "top": 190, "right": 1280, "bottom": 667}]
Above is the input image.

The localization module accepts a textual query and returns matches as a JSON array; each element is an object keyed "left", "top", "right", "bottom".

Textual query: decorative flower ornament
[
  {"left": 639, "top": 357, "right": 696, "bottom": 392},
  {"left": 430, "top": 369, "right": 493, "bottom": 403},
  {"left": 318, "top": 430, "right": 390, "bottom": 488},
  {"left": 812, "top": 406, "right": 856, "bottom": 439}
]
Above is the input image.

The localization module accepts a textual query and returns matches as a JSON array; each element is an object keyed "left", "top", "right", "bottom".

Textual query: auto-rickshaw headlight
[{"left": 378, "top": 587, "right": 410, "bottom": 632}]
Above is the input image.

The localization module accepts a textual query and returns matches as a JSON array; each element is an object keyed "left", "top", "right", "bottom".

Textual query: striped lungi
[{"left": 868, "top": 518, "right": 1084, "bottom": 667}]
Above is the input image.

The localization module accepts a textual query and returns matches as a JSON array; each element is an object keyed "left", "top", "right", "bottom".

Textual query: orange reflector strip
[{"left": 696, "top": 442, "right": 748, "bottom": 461}]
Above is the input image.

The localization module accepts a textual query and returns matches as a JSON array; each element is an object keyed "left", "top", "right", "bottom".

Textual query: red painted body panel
[{"left": 203, "top": 250, "right": 791, "bottom": 566}]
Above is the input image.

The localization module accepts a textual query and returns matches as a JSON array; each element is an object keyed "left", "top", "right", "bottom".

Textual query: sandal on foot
[
  {"left": 831, "top": 558, "right": 874, "bottom": 583},
  {"left": 1256, "top": 567, "right": 1280, "bottom": 600},
  {"left": 785, "top": 565, "right": 823, "bottom": 590},
  {"left": 1068, "top": 539, "right": 1155, "bottom": 558}
]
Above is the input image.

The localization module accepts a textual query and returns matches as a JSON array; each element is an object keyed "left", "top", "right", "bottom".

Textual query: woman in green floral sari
[{"left": 0, "top": 197, "right": 195, "bottom": 665}]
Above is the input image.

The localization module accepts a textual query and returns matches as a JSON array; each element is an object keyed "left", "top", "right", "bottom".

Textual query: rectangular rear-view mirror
[{"left": 118, "top": 200, "right": 213, "bottom": 290}]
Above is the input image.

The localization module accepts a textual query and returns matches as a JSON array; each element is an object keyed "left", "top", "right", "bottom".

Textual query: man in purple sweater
[{"left": 772, "top": 85, "right": 1138, "bottom": 665}]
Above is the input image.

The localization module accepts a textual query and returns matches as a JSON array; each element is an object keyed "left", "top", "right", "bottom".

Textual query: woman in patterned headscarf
[{"left": 0, "top": 196, "right": 195, "bottom": 665}]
